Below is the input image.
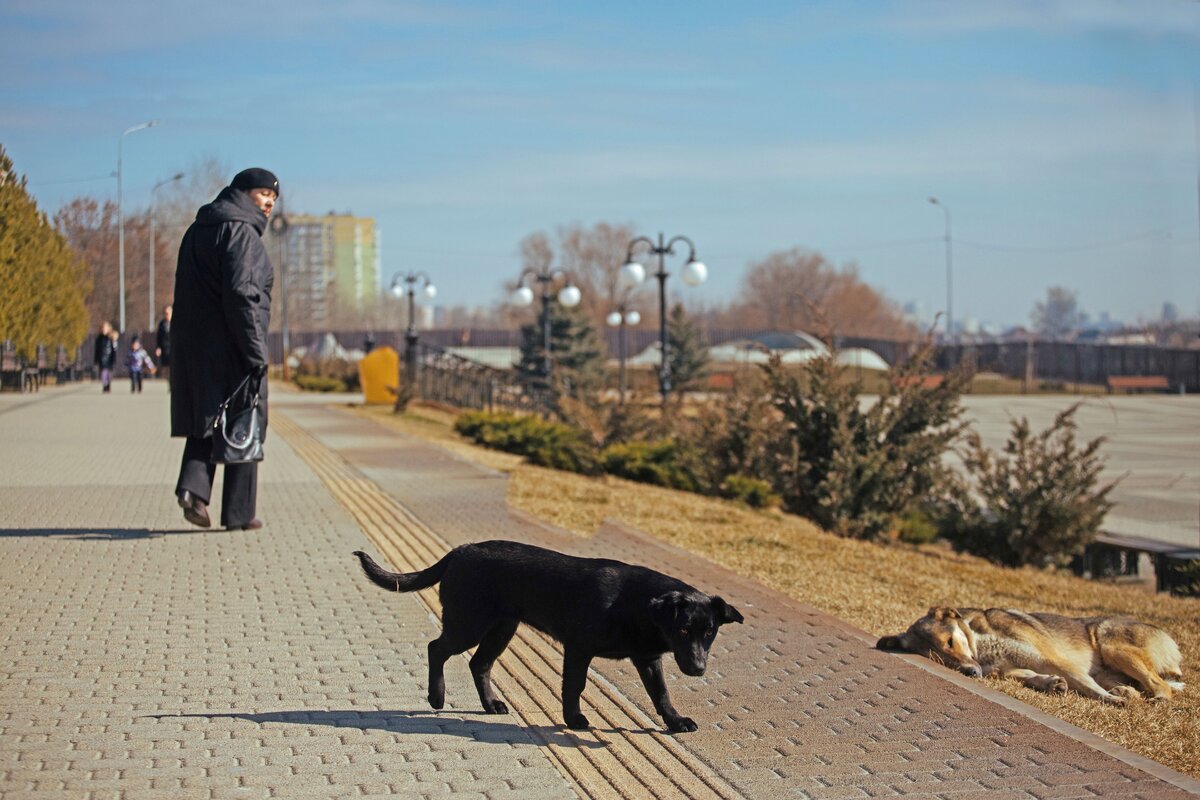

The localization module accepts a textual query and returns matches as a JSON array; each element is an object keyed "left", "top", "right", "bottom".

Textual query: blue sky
[{"left": 3, "top": 0, "right": 1197, "bottom": 329}]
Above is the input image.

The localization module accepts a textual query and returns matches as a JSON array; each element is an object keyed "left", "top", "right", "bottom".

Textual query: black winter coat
[
  {"left": 93, "top": 333, "right": 117, "bottom": 370},
  {"left": 170, "top": 187, "right": 273, "bottom": 439}
]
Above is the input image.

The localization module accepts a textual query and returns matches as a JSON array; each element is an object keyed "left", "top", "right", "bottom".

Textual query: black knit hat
[{"left": 230, "top": 167, "right": 280, "bottom": 196}]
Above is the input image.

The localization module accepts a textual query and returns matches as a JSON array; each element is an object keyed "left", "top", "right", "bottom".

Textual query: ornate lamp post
[
  {"left": 148, "top": 172, "right": 184, "bottom": 330},
  {"left": 390, "top": 271, "right": 437, "bottom": 392},
  {"left": 622, "top": 233, "right": 707, "bottom": 406},
  {"left": 606, "top": 306, "right": 641, "bottom": 405},
  {"left": 117, "top": 119, "right": 159, "bottom": 332},
  {"left": 511, "top": 268, "right": 581, "bottom": 381}
]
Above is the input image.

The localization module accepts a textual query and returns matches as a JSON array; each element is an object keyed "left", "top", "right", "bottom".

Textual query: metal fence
[
  {"left": 266, "top": 328, "right": 1200, "bottom": 396},
  {"left": 410, "top": 341, "right": 552, "bottom": 413}
]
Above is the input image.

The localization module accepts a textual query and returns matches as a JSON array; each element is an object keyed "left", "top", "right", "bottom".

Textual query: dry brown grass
[{"left": 350, "top": 402, "right": 1200, "bottom": 779}]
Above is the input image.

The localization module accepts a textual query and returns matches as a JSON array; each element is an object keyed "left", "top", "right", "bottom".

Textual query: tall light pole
[
  {"left": 117, "top": 119, "right": 159, "bottom": 332},
  {"left": 512, "top": 268, "right": 581, "bottom": 382},
  {"left": 390, "top": 271, "right": 437, "bottom": 393},
  {"left": 928, "top": 197, "right": 953, "bottom": 343},
  {"left": 269, "top": 200, "right": 290, "bottom": 377},
  {"left": 148, "top": 172, "right": 184, "bottom": 330},
  {"left": 623, "top": 233, "right": 707, "bottom": 406}
]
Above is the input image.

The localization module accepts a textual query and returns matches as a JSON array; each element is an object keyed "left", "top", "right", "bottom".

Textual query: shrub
[
  {"left": 294, "top": 354, "right": 361, "bottom": 393},
  {"left": 931, "top": 403, "right": 1117, "bottom": 567},
  {"left": 764, "top": 340, "right": 968, "bottom": 540},
  {"left": 454, "top": 411, "right": 600, "bottom": 475},
  {"left": 294, "top": 374, "right": 347, "bottom": 393},
  {"left": 896, "top": 507, "right": 939, "bottom": 544},
  {"left": 720, "top": 475, "right": 779, "bottom": 509},
  {"left": 695, "top": 369, "right": 779, "bottom": 489},
  {"left": 600, "top": 440, "right": 706, "bottom": 492}
]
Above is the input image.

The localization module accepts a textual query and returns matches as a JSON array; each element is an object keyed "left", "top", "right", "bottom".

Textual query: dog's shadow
[{"left": 148, "top": 710, "right": 619, "bottom": 748}]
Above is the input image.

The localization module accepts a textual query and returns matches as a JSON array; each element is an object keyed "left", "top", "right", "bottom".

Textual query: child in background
[{"left": 127, "top": 335, "right": 156, "bottom": 393}]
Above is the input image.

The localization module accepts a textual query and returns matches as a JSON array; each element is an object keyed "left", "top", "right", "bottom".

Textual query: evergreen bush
[
  {"left": 764, "top": 341, "right": 968, "bottom": 540},
  {"left": 930, "top": 404, "right": 1117, "bottom": 567}
]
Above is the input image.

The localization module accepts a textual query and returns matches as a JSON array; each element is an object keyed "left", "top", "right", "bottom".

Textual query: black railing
[
  {"left": 267, "top": 329, "right": 1200, "bottom": 394},
  {"left": 411, "top": 341, "right": 552, "bottom": 413}
]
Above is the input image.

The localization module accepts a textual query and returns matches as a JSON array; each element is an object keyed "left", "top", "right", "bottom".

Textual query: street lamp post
[
  {"left": 117, "top": 120, "right": 159, "bottom": 333},
  {"left": 928, "top": 197, "right": 953, "bottom": 343},
  {"left": 390, "top": 271, "right": 437, "bottom": 394},
  {"left": 148, "top": 172, "right": 184, "bottom": 330},
  {"left": 269, "top": 201, "right": 290, "bottom": 378},
  {"left": 622, "top": 233, "right": 707, "bottom": 406},
  {"left": 511, "top": 269, "right": 581, "bottom": 382},
  {"left": 605, "top": 306, "right": 641, "bottom": 405}
]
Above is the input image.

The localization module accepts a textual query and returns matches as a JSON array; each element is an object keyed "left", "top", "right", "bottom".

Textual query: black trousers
[{"left": 175, "top": 436, "right": 258, "bottom": 528}]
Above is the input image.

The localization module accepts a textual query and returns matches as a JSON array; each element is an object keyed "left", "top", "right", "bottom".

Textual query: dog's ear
[
  {"left": 710, "top": 596, "right": 744, "bottom": 625},
  {"left": 649, "top": 591, "right": 687, "bottom": 626},
  {"left": 928, "top": 607, "right": 960, "bottom": 621},
  {"left": 876, "top": 634, "right": 907, "bottom": 651}
]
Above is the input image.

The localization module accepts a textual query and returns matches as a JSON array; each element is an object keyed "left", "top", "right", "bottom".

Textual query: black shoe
[{"left": 177, "top": 490, "right": 211, "bottom": 528}]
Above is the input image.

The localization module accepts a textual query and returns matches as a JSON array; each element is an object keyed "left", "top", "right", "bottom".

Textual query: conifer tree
[
  {"left": 666, "top": 302, "right": 710, "bottom": 398},
  {"left": 517, "top": 301, "right": 606, "bottom": 398},
  {"left": 0, "top": 146, "right": 90, "bottom": 360}
]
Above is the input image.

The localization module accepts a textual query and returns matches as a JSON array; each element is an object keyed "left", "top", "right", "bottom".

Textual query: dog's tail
[{"left": 353, "top": 550, "right": 450, "bottom": 594}]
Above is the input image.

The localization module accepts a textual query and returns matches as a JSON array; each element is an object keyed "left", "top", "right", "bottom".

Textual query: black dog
[{"left": 353, "top": 540, "right": 743, "bottom": 733}]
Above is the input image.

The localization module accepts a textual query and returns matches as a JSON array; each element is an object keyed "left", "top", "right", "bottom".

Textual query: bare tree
[
  {"left": 1031, "top": 286, "right": 1084, "bottom": 340},
  {"left": 512, "top": 222, "right": 645, "bottom": 329},
  {"left": 719, "top": 248, "right": 914, "bottom": 339}
]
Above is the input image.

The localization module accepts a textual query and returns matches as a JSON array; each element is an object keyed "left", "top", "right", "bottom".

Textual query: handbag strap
[{"left": 213, "top": 373, "right": 260, "bottom": 422}]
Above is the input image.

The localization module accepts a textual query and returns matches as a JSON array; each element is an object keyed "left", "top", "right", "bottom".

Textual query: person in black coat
[
  {"left": 93, "top": 321, "right": 117, "bottom": 393},
  {"left": 154, "top": 304, "right": 172, "bottom": 383},
  {"left": 170, "top": 168, "right": 279, "bottom": 531}
]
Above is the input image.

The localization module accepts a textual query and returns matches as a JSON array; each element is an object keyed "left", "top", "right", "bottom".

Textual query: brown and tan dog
[{"left": 877, "top": 606, "right": 1185, "bottom": 704}]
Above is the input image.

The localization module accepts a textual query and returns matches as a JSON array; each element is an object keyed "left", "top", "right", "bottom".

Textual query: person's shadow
[
  {"left": 148, "top": 709, "right": 618, "bottom": 748},
  {"left": 0, "top": 527, "right": 222, "bottom": 541}
]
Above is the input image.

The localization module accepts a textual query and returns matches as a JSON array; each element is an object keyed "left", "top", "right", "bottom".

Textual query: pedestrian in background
[
  {"left": 93, "top": 321, "right": 117, "bottom": 393},
  {"left": 126, "top": 335, "right": 156, "bottom": 393},
  {"left": 155, "top": 304, "right": 172, "bottom": 384},
  {"left": 170, "top": 168, "right": 278, "bottom": 532}
]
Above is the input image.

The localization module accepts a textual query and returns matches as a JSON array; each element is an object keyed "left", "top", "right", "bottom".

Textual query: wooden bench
[
  {"left": 1106, "top": 375, "right": 1169, "bottom": 394},
  {"left": 0, "top": 342, "right": 38, "bottom": 392},
  {"left": 895, "top": 374, "right": 944, "bottom": 390}
]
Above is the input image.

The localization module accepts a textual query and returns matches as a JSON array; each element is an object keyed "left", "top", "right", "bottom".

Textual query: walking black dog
[{"left": 353, "top": 541, "right": 744, "bottom": 733}]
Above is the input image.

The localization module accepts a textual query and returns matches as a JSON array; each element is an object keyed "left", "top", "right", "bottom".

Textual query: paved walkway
[{"left": 1, "top": 381, "right": 1197, "bottom": 799}]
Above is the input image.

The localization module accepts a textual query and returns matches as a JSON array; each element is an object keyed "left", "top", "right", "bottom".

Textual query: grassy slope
[{"left": 351, "top": 402, "right": 1198, "bottom": 780}]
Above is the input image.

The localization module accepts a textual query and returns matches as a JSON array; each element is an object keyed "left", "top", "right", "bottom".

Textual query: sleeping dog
[
  {"left": 877, "top": 606, "right": 1185, "bottom": 704},
  {"left": 354, "top": 541, "right": 743, "bottom": 733}
]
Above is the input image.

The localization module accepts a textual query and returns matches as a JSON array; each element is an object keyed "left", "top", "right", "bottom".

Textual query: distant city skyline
[{"left": 3, "top": 0, "right": 1197, "bottom": 329}]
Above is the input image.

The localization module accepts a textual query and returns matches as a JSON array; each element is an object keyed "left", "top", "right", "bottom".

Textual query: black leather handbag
[{"left": 210, "top": 374, "right": 264, "bottom": 464}]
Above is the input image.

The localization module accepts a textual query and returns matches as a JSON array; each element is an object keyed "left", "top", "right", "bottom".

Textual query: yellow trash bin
[{"left": 358, "top": 346, "right": 400, "bottom": 405}]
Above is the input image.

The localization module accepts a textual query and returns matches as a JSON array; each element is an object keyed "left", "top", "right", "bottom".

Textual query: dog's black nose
[{"left": 961, "top": 664, "right": 983, "bottom": 678}]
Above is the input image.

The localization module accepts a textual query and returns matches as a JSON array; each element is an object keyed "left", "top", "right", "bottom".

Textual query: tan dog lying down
[{"left": 877, "top": 607, "right": 1184, "bottom": 704}]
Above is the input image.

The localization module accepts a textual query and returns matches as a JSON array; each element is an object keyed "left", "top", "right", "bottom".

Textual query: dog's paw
[
  {"left": 665, "top": 716, "right": 698, "bottom": 734},
  {"left": 566, "top": 712, "right": 590, "bottom": 730},
  {"left": 428, "top": 692, "right": 445, "bottom": 710},
  {"left": 1043, "top": 676, "right": 1068, "bottom": 695},
  {"left": 1111, "top": 685, "right": 1142, "bottom": 702},
  {"left": 484, "top": 700, "right": 509, "bottom": 715},
  {"left": 1101, "top": 691, "right": 1129, "bottom": 706}
]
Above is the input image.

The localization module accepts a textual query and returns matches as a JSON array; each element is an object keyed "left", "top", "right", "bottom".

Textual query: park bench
[
  {"left": 1106, "top": 374, "right": 1168, "bottom": 394},
  {"left": 0, "top": 341, "right": 38, "bottom": 392},
  {"left": 895, "top": 374, "right": 944, "bottom": 389}
]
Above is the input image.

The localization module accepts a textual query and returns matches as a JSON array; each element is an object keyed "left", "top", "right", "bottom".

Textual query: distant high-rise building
[{"left": 278, "top": 213, "right": 380, "bottom": 327}]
